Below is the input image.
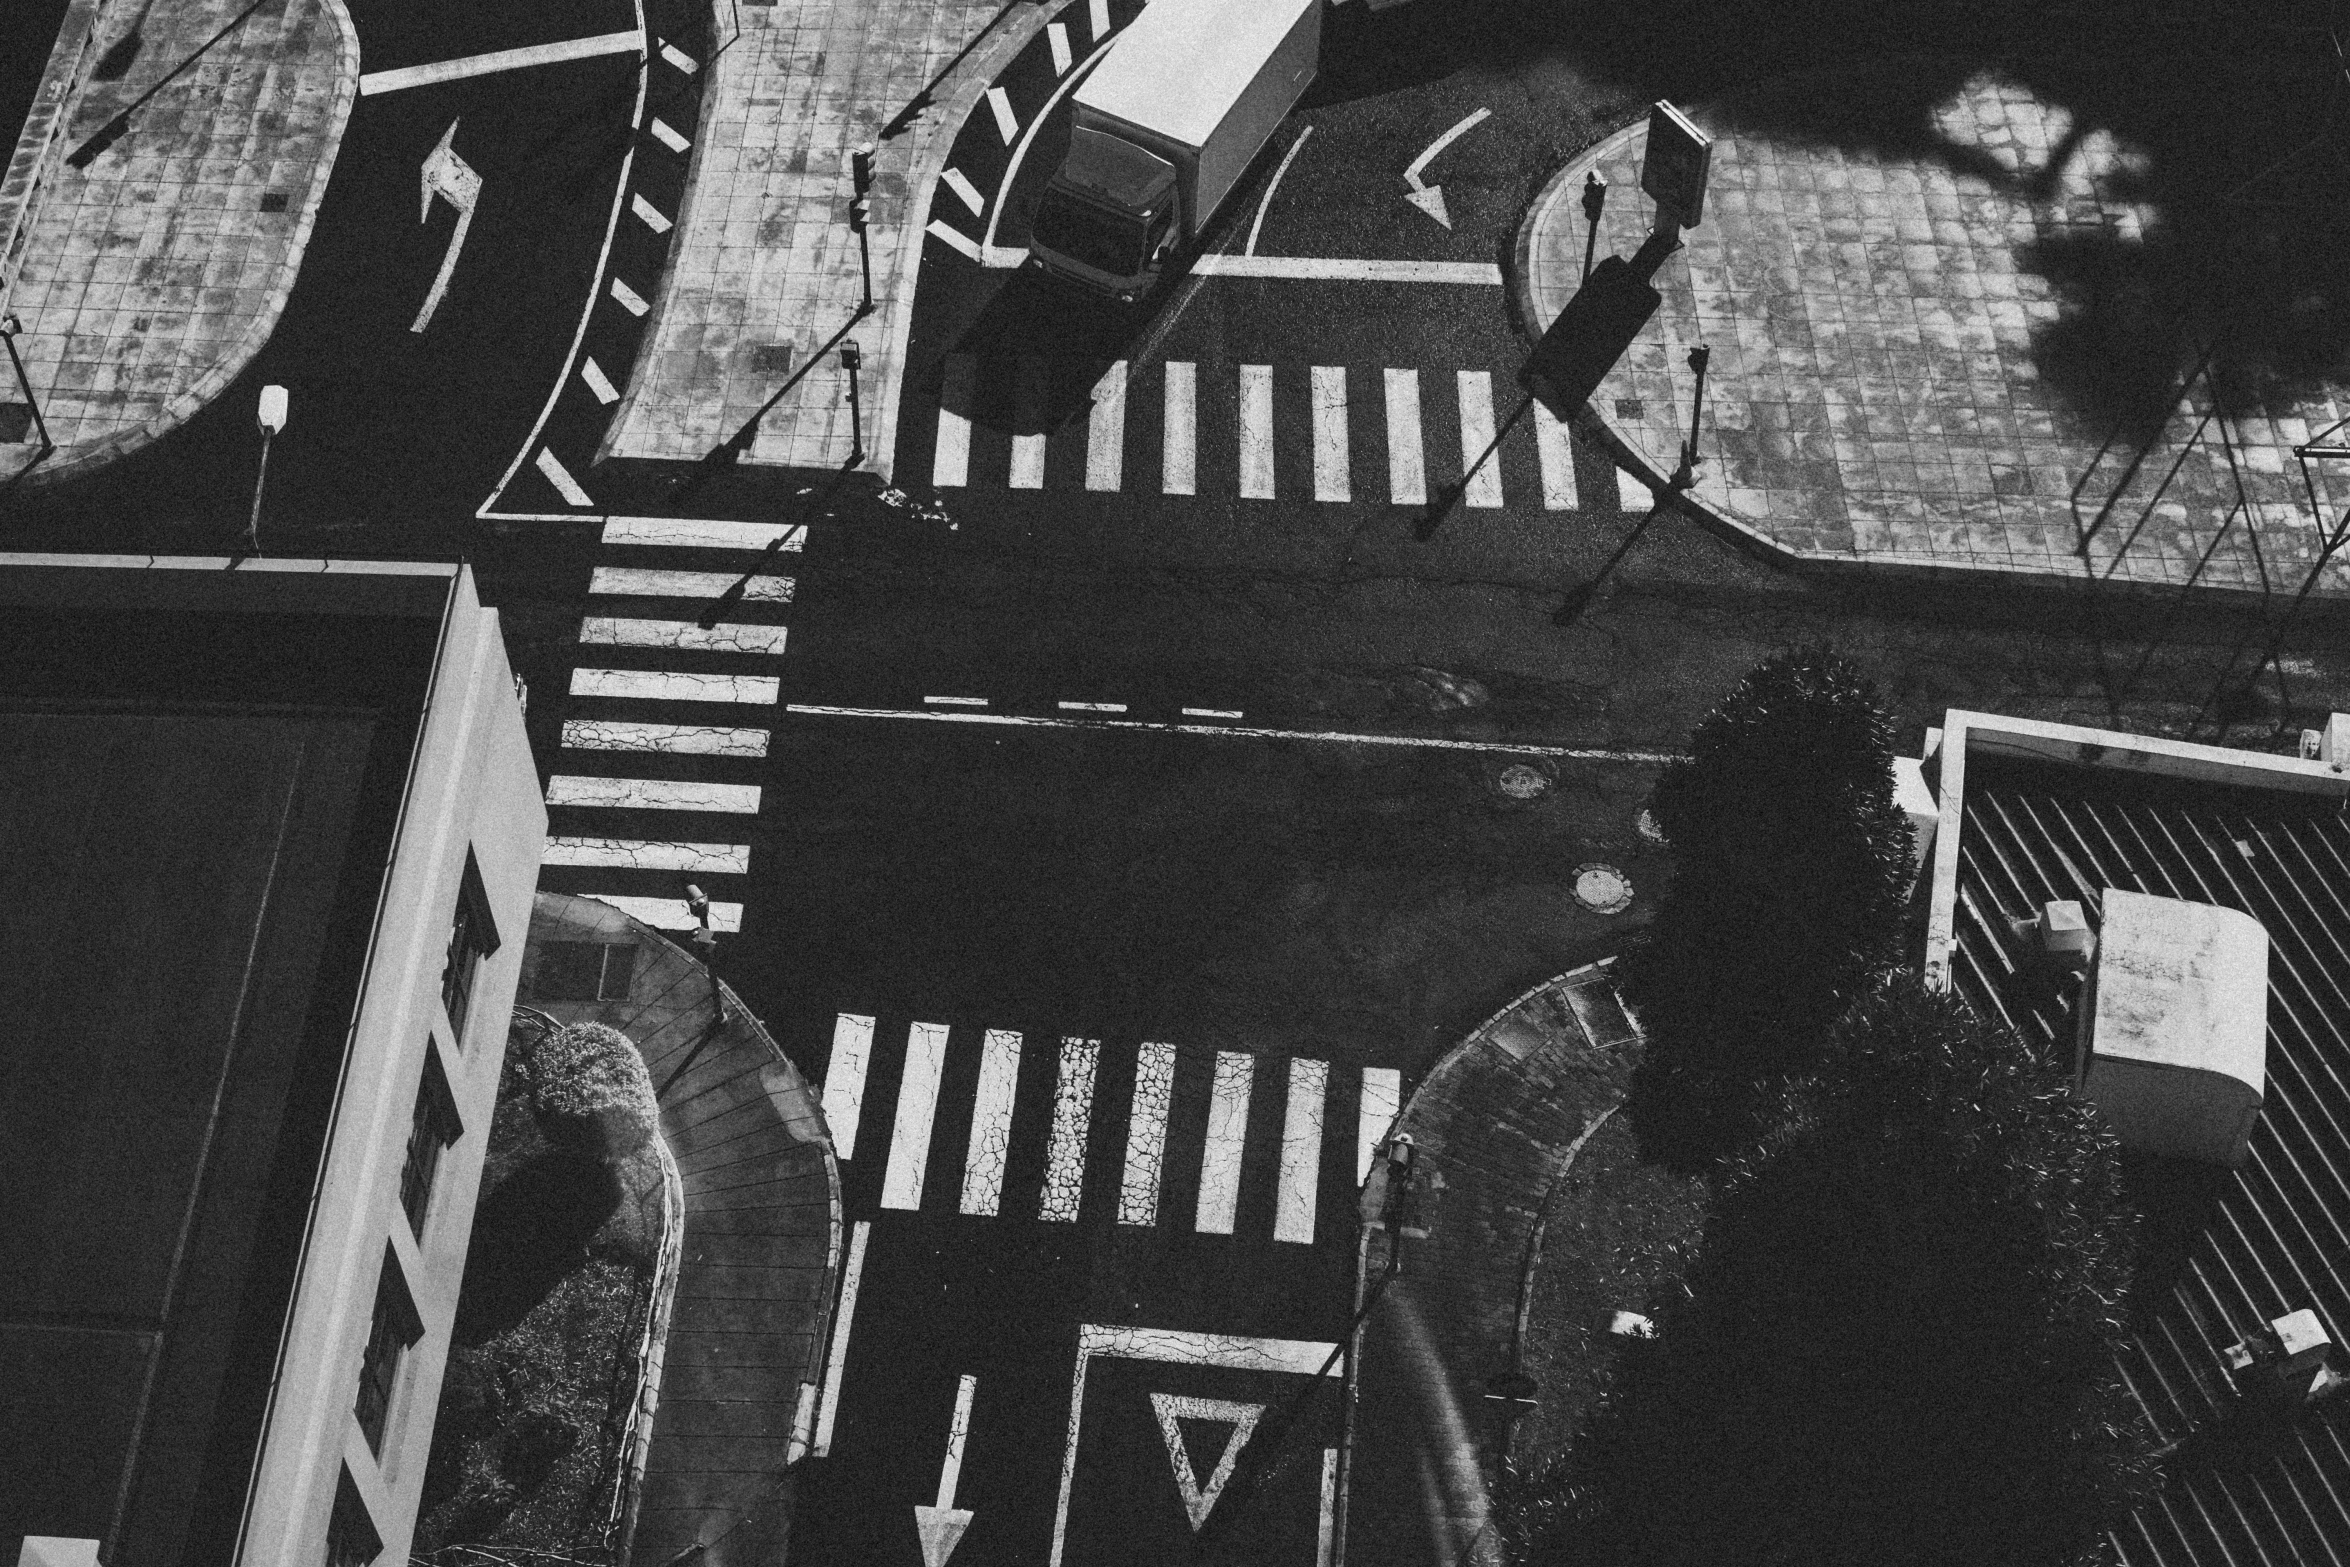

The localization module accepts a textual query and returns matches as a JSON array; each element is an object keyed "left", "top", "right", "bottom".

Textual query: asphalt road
[{"left": 0, "top": 0, "right": 693, "bottom": 548}]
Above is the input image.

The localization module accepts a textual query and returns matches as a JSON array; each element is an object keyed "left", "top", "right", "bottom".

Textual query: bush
[
  {"left": 1508, "top": 976, "right": 2156, "bottom": 1567},
  {"left": 529, "top": 1021, "right": 660, "bottom": 1160},
  {"left": 1618, "top": 645, "right": 1917, "bottom": 1169}
]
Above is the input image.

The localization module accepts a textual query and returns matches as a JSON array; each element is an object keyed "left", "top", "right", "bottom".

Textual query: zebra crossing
[
  {"left": 929, "top": 355, "right": 1592, "bottom": 509},
  {"left": 538, "top": 514, "right": 806, "bottom": 934},
  {"left": 820, "top": 1013, "right": 1407, "bottom": 1247}
]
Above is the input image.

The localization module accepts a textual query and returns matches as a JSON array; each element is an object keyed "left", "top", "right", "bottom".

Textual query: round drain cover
[
  {"left": 1497, "top": 763, "right": 1551, "bottom": 799},
  {"left": 1573, "top": 862, "right": 1635, "bottom": 914}
]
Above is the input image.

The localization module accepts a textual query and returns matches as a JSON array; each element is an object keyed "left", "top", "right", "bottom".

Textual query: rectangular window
[
  {"left": 398, "top": 1046, "right": 463, "bottom": 1237},
  {"left": 354, "top": 1251, "right": 423, "bottom": 1455},
  {"left": 326, "top": 1469, "right": 381, "bottom": 1567},
  {"left": 532, "top": 940, "right": 638, "bottom": 1002},
  {"left": 439, "top": 852, "right": 501, "bottom": 1046}
]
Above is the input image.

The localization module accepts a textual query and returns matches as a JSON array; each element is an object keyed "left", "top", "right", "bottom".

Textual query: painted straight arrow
[
  {"left": 410, "top": 119, "right": 483, "bottom": 333},
  {"left": 913, "top": 1373, "right": 978, "bottom": 1567},
  {"left": 1402, "top": 107, "right": 1491, "bottom": 230}
]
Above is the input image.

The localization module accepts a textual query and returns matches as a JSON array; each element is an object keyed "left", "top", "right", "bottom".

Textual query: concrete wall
[{"left": 237, "top": 566, "right": 546, "bottom": 1567}]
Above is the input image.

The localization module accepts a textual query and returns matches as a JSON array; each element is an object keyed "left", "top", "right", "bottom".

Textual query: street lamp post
[
  {"left": 848, "top": 145, "right": 876, "bottom": 319},
  {"left": 1554, "top": 344, "right": 1708, "bottom": 625},
  {"left": 244, "top": 384, "right": 287, "bottom": 556},
  {"left": 655, "top": 884, "right": 730, "bottom": 1100},
  {"left": 1580, "top": 171, "right": 1608, "bottom": 283},
  {"left": 842, "top": 341, "right": 865, "bottom": 464},
  {"left": 0, "top": 314, "right": 56, "bottom": 482},
  {"left": 1670, "top": 342, "right": 1710, "bottom": 489}
]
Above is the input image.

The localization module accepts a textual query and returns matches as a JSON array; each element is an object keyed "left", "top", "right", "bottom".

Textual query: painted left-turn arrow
[
  {"left": 1403, "top": 107, "right": 1492, "bottom": 230},
  {"left": 410, "top": 119, "right": 483, "bottom": 333},
  {"left": 913, "top": 1374, "right": 978, "bottom": 1567}
]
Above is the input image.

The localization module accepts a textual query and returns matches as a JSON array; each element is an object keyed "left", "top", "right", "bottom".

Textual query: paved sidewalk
[
  {"left": 0, "top": 0, "right": 357, "bottom": 489},
  {"left": 602, "top": 0, "right": 1049, "bottom": 482},
  {"left": 1518, "top": 68, "right": 2350, "bottom": 602},
  {"left": 522, "top": 892, "right": 842, "bottom": 1567},
  {"left": 1348, "top": 959, "right": 1643, "bottom": 1567}
]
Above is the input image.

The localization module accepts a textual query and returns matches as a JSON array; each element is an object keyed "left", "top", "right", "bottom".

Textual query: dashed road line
[
  {"left": 581, "top": 356, "right": 621, "bottom": 404},
  {"left": 649, "top": 116, "right": 691, "bottom": 153},
  {"left": 537, "top": 447, "right": 594, "bottom": 505},
  {"left": 942, "top": 167, "right": 986, "bottom": 216},
  {"left": 631, "top": 192, "right": 674, "bottom": 233},
  {"left": 610, "top": 276, "right": 650, "bottom": 315},
  {"left": 987, "top": 86, "right": 1019, "bottom": 144},
  {"left": 924, "top": 694, "right": 989, "bottom": 707},
  {"left": 1048, "top": 19, "right": 1073, "bottom": 74}
]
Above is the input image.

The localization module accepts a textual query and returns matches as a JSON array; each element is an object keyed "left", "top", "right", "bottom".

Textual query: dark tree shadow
[
  {"left": 2118, "top": 1149, "right": 2238, "bottom": 1332},
  {"left": 451, "top": 1146, "right": 622, "bottom": 1348}
]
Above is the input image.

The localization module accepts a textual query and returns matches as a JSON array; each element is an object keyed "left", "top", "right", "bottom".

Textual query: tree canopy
[
  {"left": 1508, "top": 976, "right": 2155, "bottom": 1567},
  {"left": 1618, "top": 645, "right": 1918, "bottom": 1170}
]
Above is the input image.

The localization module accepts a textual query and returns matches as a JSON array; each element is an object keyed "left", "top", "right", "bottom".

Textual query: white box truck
[{"left": 1029, "top": 0, "right": 1321, "bottom": 300}]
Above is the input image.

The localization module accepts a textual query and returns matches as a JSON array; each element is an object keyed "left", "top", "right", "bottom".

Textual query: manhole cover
[
  {"left": 1573, "top": 863, "right": 1634, "bottom": 913},
  {"left": 1497, "top": 763, "right": 1551, "bottom": 799},
  {"left": 1635, "top": 806, "right": 1668, "bottom": 845}
]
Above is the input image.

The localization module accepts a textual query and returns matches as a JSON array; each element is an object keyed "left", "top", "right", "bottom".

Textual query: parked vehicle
[{"left": 1029, "top": 0, "right": 1321, "bottom": 300}]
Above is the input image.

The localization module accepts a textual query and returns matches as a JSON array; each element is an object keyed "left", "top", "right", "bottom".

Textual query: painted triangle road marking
[
  {"left": 913, "top": 1506, "right": 974, "bottom": 1567},
  {"left": 1150, "top": 1393, "right": 1265, "bottom": 1531}
]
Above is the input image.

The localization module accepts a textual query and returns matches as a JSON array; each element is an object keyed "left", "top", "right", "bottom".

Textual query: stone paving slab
[
  {"left": 0, "top": 0, "right": 357, "bottom": 488},
  {"left": 1519, "top": 70, "right": 2350, "bottom": 602},
  {"left": 601, "top": 0, "right": 1048, "bottom": 480}
]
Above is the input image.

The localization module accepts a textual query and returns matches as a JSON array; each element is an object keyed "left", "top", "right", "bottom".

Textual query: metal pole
[
  {"left": 842, "top": 342, "right": 865, "bottom": 463},
  {"left": 1672, "top": 343, "right": 1710, "bottom": 488},
  {"left": 1579, "top": 172, "right": 1607, "bottom": 284},
  {"left": 243, "top": 428, "right": 272, "bottom": 555},
  {"left": 0, "top": 316, "right": 55, "bottom": 461}
]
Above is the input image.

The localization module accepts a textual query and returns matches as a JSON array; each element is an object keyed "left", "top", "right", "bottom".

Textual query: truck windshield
[{"left": 1033, "top": 186, "right": 1148, "bottom": 280}]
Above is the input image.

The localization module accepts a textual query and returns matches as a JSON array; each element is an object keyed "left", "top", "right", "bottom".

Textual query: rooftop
[{"left": 1932, "top": 715, "right": 2350, "bottom": 1567}]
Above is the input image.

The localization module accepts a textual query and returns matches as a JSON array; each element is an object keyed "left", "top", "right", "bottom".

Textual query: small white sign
[{"left": 1640, "top": 99, "right": 1713, "bottom": 227}]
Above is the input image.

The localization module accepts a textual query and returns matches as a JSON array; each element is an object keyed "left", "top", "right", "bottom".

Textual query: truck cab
[{"left": 1031, "top": 125, "right": 1181, "bottom": 301}]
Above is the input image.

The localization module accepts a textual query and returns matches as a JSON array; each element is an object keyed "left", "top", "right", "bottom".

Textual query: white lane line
[
  {"left": 603, "top": 515, "right": 804, "bottom": 550},
  {"left": 543, "top": 836, "right": 749, "bottom": 873},
  {"left": 571, "top": 668, "right": 781, "bottom": 704},
  {"left": 779, "top": 705, "right": 1684, "bottom": 761},
  {"left": 544, "top": 776, "right": 762, "bottom": 813},
  {"left": 590, "top": 565, "right": 794, "bottom": 601},
  {"left": 881, "top": 1021, "right": 952, "bottom": 1211},
  {"left": 537, "top": 448, "right": 593, "bottom": 506},
  {"left": 987, "top": 86, "right": 1019, "bottom": 144},
  {"left": 1617, "top": 467, "right": 1651, "bottom": 509},
  {"left": 1163, "top": 361, "right": 1196, "bottom": 495},
  {"left": 960, "top": 1029, "right": 1023, "bottom": 1217},
  {"left": 942, "top": 167, "right": 986, "bottom": 217},
  {"left": 1190, "top": 255, "right": 1503, "bottom": 285},
  {"left": 1357, "top": 1066, "right": 1402, "bottom": 1182},
  {"left": 934, "top": 354, "right": 974, "bottom": 487},
  {"left": 1088, "top": 0, "right": 1109, "bottom": 41},
  {"left": 823, "top": 1014, "right": 877, "bottom": 1161},
  {"left": 581, "top": 892, "right": 742, "bottom": 933},
  {"left": 1057, "top": 701, "right": 1126, "bottom": 713},
  {"left": 649, "top": 116, "right": 690, "bottom": 153},
  {"left": 1195, "top": 1051, "right": 1254, "bottom": 1236},
  {"left": 924, "top": 695, "right": 988, "bottom": 707},
  {"left": 926, "top": 218, "right": 982, "bottom": 262},
  {"left": 1318, "top": 1448, "right": 1339, "bottom": 1567},
  {"left": 1183, "top": 708, "right": 1243, "bottom": 719},
  {"left": 609, "top": 277, "right": 650, "bottom": 315},
  {"left": 1041, "top": 1038, "right": 1100, "bottom": 1222},
  {"left": 1246, "top": 125, "right": 1314, "bottom": 257},
  {"left": 1011, "top": 356, "right": 1049, "bottom": 489},
  {"left": 1048, "top": 19, "right": 1072, "bottom": 74},
  {"left": 1120, "top": 1041, "right": 1177, "bottom": 1226},
  {"left": 580, "top": 356, "right": 621, "bottom": 404},
  {"left": 659, "top": 39, "right": 699, "bottom": 74},
  {"left": 1457, "top": 370, "right": 1503, "bottom": 508},
  {"left": 1086, "top": 360, "right": 1127, "bottom": 492},
  {"left": 814, "top": 1219, "right": 870, "bottom": 1455},
  {"left": 360, "top": 30, "right": 642, "bottom": 95},
  {"left": 562, "top": 719, "right": 770, "bottom": 756},
  {"left": 1384, "top": 370, "right": 1426, "bottom": 506},
  {"left": 1274, "top": 1057, "right": 1328, "bottom": 1245},
  {"left": 1534, "top": 402, "right": 1578, "bottom": 510},
  {"left": 632, "top": 193, "right": 674, "bottom": 234},
  {"left": 579, "top": 617, "right": 790, "bottom": 655},
  {"left": 1238, "top": 365, "right": 1275, "bottom": 499},
  {"left": 1405, "top": 107, "right": 1494, "bottom": 186},
  {"left": 1311, "top": 365, "right": 1349, "bottom": 503},
  {"left": 936, "top": 1373, "right": 978, "bottom": 1508}
]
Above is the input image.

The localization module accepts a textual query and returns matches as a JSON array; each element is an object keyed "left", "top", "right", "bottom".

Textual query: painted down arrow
[
  {"left": 1402, "top": 107, "right": 1492, "bottom": 230},
  {"left": 411, "top": 118, "right": 483, "bottom": 332},
  {"left": 913, "top": 1373, "right": 978, "bottom": 1567}
]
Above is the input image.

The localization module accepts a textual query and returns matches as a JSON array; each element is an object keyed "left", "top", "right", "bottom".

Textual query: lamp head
[
  {"left": 841, "top": 341, "right": 863, "bottom": 372},
  {"left": 1581, "top": 171, "right": 1608, "bottom": 223},
  {"left": 257, "top": 384, "right": 288, "bottom": 435}
]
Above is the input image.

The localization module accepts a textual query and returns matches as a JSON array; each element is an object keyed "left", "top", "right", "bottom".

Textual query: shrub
[
  {"left": 1618, "top": 645, "right": 1917, "bottom": 1169},
  {"left": 529, "top": 1021, "right": 660, "bottom": 1160}
]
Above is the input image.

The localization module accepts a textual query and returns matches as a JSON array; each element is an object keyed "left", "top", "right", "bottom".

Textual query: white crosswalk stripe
[
  {"left": 1275, "top": 1057, "right": 1328, "bottom": 1244},
  {"left": 961, "top": 1029, "right": 1023, "bottom": 1217},
  {"left": 1195, "top": 1050, "right": 1254, "bottom": 1236},
  {"left": 924, "top": 357, "right": 1603, "bottom": 510},
  {"left": 1042, "top": 1037, "right": 1100, "bottom": 1222},
  {"left": 881, "top": 1022, "right": 952, "bottom": 1210}
]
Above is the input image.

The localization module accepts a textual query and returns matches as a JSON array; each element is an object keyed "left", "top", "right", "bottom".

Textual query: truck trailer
[{"left": 1029, "top": 0, "right": 1321, "bottom": 299}]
